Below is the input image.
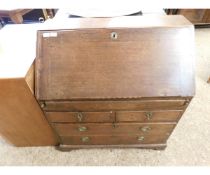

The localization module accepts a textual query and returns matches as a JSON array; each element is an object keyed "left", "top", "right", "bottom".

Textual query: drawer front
[
  {"left": 60, "top": 134, "right": 171, "bottom": 145},
  {"left": 53, "top": 123, "right": 176, "bottom": 136},
  {"left": 46, "top": 111, "right": 114, "bottom": 123},
  {"left": 42, "top": 99, "right": 189, "bottom": 111},
  {"left": 116, "top": 110, "right": 183, "bottom": 122}
]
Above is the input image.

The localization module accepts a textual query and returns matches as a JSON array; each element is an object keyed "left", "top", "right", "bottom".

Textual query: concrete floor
[{"left": 0, "top": 28, "right": 210, "bottom": 166}]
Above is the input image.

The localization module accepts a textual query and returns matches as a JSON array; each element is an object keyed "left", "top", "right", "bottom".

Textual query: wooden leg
[
  {"left": 0, "top": 17, "right": 4, "bottom": 27},
  {"left": 42, "top": 9, "right": 49, "bottom": 20},
  {"left": 55, "top": 144, "right": 167, "bottom": 151},
  {"left": 152, "top": 145, "right": 167, "bottom": 150},
  {"left": 9, "top": 13, "right": 23, "bottom": 24},
  {"left": 208, "top": 77, "right": 210, "bottom": 83},
  {"left": 55, "top": 145, "right": 75, "bottom": 152}
]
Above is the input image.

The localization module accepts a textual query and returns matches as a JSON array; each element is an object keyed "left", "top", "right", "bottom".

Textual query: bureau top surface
[
  {"left": 36, "top": 16, "right": 195, "bottom": 100},
  {"left": 39, "top": 15, "right": 192, "bottom": 30}
]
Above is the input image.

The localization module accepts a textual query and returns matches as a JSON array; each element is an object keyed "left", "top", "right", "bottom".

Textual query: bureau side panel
[{"left": 0, "top": 78, "right": 58, "bottom": 146}]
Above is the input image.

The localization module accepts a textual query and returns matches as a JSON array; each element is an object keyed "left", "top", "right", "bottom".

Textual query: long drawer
[
  {"left": 60, "top": 134, "right": 172, "bottom": 145},
  {"left": 53, "top": 123, "right": 176, "bottom": 136},
  {"left": 42, "top": 99, "right": 189, "bottom": 111}
]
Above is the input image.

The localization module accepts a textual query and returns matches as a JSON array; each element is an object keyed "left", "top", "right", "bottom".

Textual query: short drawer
[
  {"left": 116, "top": 110, "right": 183, "bottom": 122},
  {"left": 46, "top": 111, "right": 114, "bottom": 123},
  {"left": 53, "top": 123, "right": 176, "bottom": 136},
  {"left": 60, "top": 133, "right": 171, "bottom": 145}
]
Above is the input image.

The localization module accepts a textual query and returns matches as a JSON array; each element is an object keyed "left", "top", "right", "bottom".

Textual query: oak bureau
[{"left": 0, "top": 15, "right": 195, "bottom": 150}]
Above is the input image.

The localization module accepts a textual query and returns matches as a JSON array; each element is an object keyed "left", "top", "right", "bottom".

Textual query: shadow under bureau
[{"left": 35, "top": 15, "right": 195, "bottom": 150}]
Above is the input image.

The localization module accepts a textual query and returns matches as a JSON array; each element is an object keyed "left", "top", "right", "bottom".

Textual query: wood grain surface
[
  {"left": 36, "top": 28, "right": 195, "bottom": 100},
  {"left": 54, "top": 123, "right": 176, "bottom": 136},
  {"left": 43, "top": 99, "right": 189, "bottom": 111},
  {"left": 0, "top": 78, "right": 58, "bottom": 146},
  {"left": 35, "top": 16, "right": 195, "bottom": 101},
  {"left": 60, "top": 133, "right": 172, "bottom": 145}
]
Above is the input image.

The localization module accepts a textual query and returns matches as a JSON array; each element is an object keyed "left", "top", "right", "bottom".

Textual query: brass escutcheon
[
  {"left": 145, "top": 112, "right": 153, "bottom": 120},
  {"left": 77, "top": 112, "right": 83, "bottom": 122},
  {"left": 111, "top": 32, "right": 118, "bottom": 40}
]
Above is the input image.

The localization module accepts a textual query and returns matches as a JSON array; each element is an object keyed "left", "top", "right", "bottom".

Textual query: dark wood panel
[
  {"left": 54, "top": 123, "right": 176, "bottom": 136},
  {"left": 203, "top": 10, "right": 210, "bottom": 23},
  {"left": 35, "top": 16, "right": 194, "bottom": 101},
  {"left": 43, "top": 99, "right": 189, "bottom": 111},
  {"left": 46, "top": 111, "right": 115, "bottom": 123},
  {"left": 116, "top": 110, "right": 183, "bottom": 122}
]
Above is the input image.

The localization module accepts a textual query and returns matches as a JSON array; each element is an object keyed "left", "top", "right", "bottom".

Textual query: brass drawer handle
[
  {"left": 81, "top": 136, "right": 90, "bottom": 143},
  {"left": 77, "top": 112, "right": 83, "bottom": 122},
  {"left": 145, "top": 112, "right": 153, "bottom": 120},
  {"left": 78, "top": 126, "right": 88, "bottom": 132},
  {"left": 137, "top": 136, "right": 144, "bottom": 141},
  {"left": 140, "top": 126, "right": 151, "bottom": 132}
]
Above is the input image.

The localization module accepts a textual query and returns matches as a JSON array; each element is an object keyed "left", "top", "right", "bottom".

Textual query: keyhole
[{"left": 111, "top": 32, "right": 118, "bottom": 40}]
